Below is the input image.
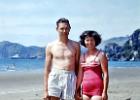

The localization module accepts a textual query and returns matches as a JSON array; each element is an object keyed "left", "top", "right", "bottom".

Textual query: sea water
[
  {"left": 0, "top": 59, "right": 44, "bottom": 72},
  {"left": 0, "top": 59, "right": 140, "bottom": 72}
]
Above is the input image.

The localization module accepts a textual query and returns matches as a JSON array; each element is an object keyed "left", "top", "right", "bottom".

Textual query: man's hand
[
  {"left": 75, "top": 88, "right": 82, "bottom": 100},
  {"left": 43, "top": 91, "right": 49, "bottom": 100}
]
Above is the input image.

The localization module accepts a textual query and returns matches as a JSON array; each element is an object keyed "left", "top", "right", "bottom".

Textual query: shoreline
[{"left": 0, "top": 68, "right": 140, "bottom": 100}]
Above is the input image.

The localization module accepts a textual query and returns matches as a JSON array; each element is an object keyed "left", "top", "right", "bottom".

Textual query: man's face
[{"left": 56, "top": 22, "right": 70, "bottom": 36}]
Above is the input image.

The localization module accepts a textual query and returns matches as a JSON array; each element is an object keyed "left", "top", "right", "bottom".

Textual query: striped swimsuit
[{"left": 81, "top": 51, "right": 103, "bottom": 97}]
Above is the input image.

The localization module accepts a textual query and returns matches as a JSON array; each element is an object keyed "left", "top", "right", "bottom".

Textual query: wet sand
[{"left": 0, "top": 68, "right": 140, "bottom": 100}]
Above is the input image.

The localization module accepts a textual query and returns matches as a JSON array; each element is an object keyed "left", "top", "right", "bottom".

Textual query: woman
[{"left": 76, "top": 30, "right": 109, "bottom": 100}]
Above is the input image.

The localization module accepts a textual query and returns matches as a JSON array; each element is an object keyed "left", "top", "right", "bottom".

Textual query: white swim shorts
[{"left": 48, "top": 68, "right": 77, "bottom": 100}]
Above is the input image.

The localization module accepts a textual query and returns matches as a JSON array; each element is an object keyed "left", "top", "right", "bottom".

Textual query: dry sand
[
  {"left": 108, "top": 68, "right": 140, "bottom": 100},
  {"left": 0, "top": 68, "right": 140, "bottom": 100},
  {"left": 0, "top": 71, "right": 43, "bottom": 100}
]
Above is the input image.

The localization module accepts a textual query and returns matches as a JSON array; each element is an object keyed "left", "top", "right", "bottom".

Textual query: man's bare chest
[{"left": 51, "top": 45, "right": 75, "bottom": 58}]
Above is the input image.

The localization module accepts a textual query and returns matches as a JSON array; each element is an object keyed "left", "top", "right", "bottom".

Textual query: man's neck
[{"left": 59, "top": 37, "right": 69, "bottom": 44}]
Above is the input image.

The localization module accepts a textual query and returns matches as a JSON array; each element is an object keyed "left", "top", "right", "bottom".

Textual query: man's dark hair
[{"left": 56, "top": 18, "right": 71, "bottom": 28}]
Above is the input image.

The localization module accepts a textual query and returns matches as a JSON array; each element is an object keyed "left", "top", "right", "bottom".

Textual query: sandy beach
[
  {"left": 108, "top": 68, "right": 140, "bottom": 100},
  {"left": 0, "top": 68, "right": 140, "bottom": 100},
  {"left": 0, "top": 71, "right": 44, "bottom": 100}
]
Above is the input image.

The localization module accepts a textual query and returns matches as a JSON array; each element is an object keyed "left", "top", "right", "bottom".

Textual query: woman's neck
[{"left": 87, "top": 48, "right": 97, "bottom": 55}]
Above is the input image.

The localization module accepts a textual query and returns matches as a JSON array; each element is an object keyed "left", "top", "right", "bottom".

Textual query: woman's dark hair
[{"left": 80, "top": 30, "right": 101, "bottom": 47}]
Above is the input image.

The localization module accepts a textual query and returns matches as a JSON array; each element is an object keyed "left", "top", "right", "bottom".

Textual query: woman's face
[{"left": 84, "top": 36, "right": 96, "bottom": 49}]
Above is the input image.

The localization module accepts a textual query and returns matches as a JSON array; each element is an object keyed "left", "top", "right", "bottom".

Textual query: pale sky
[{"left": 0, "top": 0, "right": 140, "bottom": 46}]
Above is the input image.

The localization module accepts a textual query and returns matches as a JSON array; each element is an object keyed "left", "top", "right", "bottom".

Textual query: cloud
[{"left": 0, "top": 0, "right": 140, "bottom": 46}]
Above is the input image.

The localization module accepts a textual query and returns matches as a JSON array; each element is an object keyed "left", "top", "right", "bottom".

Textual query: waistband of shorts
[{"left": 51, "top": 67, "right": 75, "bottom": 74}]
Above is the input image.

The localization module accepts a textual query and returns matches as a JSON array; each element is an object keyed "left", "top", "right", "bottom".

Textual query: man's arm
[
  {"left": 75, "top": 42, "right": 81, "bottom": 76},
  {"left": 43, "top": 43, "right": 52, "bottom": 99},
  {"left": 74, "top": 43, "right": 82, "bottom": 99}
]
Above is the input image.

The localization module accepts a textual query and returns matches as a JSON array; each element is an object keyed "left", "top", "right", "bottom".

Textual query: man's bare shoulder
[
  {"left": 69, "top": 39, "right": 80, "bottom": 48},
  {"left": 46, "top": 40, "right": 57, "bottom": 48},
  {"left": 45, "top": 41, "right": 58, "bottom": 54}
]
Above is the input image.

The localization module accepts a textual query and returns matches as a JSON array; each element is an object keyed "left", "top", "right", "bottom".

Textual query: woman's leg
[
  {"left": 82, "top": 94, "right": 90, "bottom": 100},
  {"left": 91, "top": 96, "right": 102, "bottom": 100}
]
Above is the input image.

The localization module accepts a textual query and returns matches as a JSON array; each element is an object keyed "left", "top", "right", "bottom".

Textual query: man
[{"left": 43, "top": 18, "right": 80, "bottom": 100}]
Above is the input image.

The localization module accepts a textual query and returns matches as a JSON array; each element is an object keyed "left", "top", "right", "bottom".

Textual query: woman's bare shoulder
[{"left": 98, "top": 50, "right": 108, "bottom": 60}]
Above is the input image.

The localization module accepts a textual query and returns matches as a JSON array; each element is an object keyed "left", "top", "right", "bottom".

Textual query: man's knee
[{"left": 49, "top": 96, "right": 60, "bottom": 100}]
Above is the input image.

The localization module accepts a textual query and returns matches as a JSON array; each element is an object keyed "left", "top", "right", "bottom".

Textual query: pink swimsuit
[{"left": 81, "top": 51, "right": 103, "bottom": 97}]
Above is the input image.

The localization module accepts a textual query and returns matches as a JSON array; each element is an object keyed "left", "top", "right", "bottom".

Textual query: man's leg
[
  {"left": 49, "top": 96, "right": 60, "bottom": 100},
  {"left": 62, "top": 72, "right": 77, "bottom": 100}
]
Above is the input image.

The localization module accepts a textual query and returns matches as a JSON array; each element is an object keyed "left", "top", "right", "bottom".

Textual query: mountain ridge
[{"left": 0, "top": 28, "right": 139, "bottom": 61}]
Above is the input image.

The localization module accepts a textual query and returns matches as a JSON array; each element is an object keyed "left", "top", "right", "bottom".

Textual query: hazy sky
[{"left": 0, "top": 0, "right": 140, "bottom": 46}]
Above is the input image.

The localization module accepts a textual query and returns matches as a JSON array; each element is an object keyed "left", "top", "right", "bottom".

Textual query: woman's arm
[{"left": 99, "top": 52, "right": 109, "bottom": 100}]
